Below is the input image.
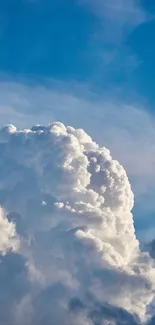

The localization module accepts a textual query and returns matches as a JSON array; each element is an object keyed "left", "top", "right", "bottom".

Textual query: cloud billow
[{"left": 0, "top": 121, "right": 155, "bottom": 325}]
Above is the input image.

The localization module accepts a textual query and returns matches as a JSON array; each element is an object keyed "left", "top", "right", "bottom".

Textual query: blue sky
[
  {"left": 0, "top": 0, "right": 97, "bottom": 79},
  {"left": 0, "top": 0, "right": 155, "bottom": 103},
  {"left": 0, "top": 0, "right": 155, "bottom": 238}
]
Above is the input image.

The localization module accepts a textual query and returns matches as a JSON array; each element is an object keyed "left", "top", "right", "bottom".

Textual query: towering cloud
[{"left": 0, "top": 121, "right": 155, "bottom": 325}]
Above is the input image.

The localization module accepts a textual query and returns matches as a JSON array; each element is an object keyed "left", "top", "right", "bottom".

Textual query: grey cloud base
[{"left": 0, "top": 121, "right": 155, "bottom": 325}]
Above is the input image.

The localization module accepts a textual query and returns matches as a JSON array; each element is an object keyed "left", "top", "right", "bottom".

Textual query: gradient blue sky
[
  {"left": 0, "top": 0, "right": 155, "bottom": 102},
  {"left": 0, "top": 0, "right": 155, "bottom": 239}
]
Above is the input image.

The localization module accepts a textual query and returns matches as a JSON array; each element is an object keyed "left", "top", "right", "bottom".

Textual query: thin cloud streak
[{"left": 78, "top": 0, "right": 148, "bottom": 43}]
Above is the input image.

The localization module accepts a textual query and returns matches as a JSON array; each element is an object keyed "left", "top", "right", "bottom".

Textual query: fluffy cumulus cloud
[
  {"left": 0, "top": 206, "right": 19, "bottom": 255},
  {"left": 0, "top": 121, "right": 155, "bottom": 325}
]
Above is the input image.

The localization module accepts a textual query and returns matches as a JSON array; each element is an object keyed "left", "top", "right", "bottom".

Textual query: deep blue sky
[
  {"left": 0, "top": 0, "right": 155, "bottom": 104},
  {"left": 0, "top": 1, "right": 97, "bottom": 78}
]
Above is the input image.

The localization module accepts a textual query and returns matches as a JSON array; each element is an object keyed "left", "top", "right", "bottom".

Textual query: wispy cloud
[
  {"left": 78, "top": 0, "right": 148, "bottom": 43},
  {"left": 76, "top": 0, "right": 149, "bottom": 90}
]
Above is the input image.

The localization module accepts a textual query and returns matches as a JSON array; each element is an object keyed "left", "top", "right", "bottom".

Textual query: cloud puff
[
  {"left": 0, "top": 121, "right": 155, "bottom": 324},
  {"left": 0, "top": 206, "right": 19, "bottom": 255}
]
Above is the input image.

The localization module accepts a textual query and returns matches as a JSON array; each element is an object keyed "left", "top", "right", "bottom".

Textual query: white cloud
[
  {"left": 0, "top": 121, "right": 155, "bottom": 324},
  {"left": 0, "top": 206, "right": 19, "bottom": 255},
  {"left": 0, "top": 80, "right": 155, "bottom": 212}
]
